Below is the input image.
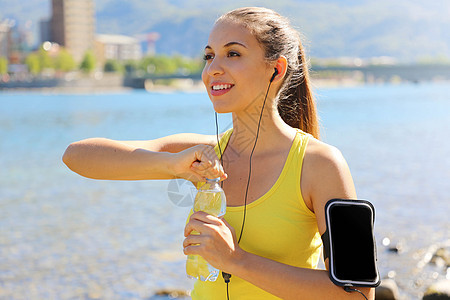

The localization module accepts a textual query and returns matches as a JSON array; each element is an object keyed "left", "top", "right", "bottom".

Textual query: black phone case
[{"left": 321, "top": 198, "right": 381, "bottom": 288}]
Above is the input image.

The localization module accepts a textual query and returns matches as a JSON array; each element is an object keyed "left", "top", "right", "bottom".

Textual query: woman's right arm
[{"left": 62, "top": 133, "right": 226, "bottom": 181}]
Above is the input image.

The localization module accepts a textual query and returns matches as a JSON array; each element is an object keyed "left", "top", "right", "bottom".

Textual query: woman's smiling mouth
[{"left": 211, "top": 83, "right": 234, "bottom": 96}]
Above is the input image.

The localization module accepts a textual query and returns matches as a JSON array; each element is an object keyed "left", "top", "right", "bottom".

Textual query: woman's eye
[
  {"left": 203, "top": 54, "right": 214, "bottom": 61},
  {"left": 228, "top": 51, "right": 240, "bottom": 57}
]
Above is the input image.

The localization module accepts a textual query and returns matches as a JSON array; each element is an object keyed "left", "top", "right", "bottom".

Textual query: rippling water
[{"left": 0, "top": 83, "right": 449, "bottom": 299}]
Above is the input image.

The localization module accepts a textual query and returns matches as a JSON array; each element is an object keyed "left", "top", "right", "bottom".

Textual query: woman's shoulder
[
  {"left": 301, "top": 137, "right": 356, "bottom": 212},
  {"left": 304, "top": 137, "right": 347, "bottom": 170}
]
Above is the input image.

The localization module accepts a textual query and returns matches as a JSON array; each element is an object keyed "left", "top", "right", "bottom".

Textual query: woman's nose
[{"left": 206, "top": 57, "right": 225, "bottom": 77}]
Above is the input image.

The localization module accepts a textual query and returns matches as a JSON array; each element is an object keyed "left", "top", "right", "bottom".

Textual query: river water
[{"left": 0, "top": 83, "right": 449, "bottom": 299}]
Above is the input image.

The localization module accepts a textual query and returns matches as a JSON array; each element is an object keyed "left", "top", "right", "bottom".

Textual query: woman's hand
[
  {"left": 183, "top": 211, "right": 242, "bottom": 273},
  {"left": 170, "top": 144, "right": 227, "bottom": 182}
]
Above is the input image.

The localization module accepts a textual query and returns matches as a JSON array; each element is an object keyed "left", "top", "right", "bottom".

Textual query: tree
[
  {"left": 138, "top": 55, "right": 203, "bottom": 76},
  {"left": 173, "top": 55, "right": 203, "bottom": 75},
  {"left": 25, "top": 53, "right": 41, "bottom": 75},
  {"left": 140, "top": 55, "right": 178, "bottom": 75},
  {"left": 25, "top": 47, "right": 55, "bottom": 75},
  {"left": 37, "top": 47, "right": 54, "bottom": 70},
  {"left": 79, "top": 50, "right": 96, "bottom": 73},
  {"left": 104, "top": 59, "right": 123, "bottom": 73},
  {"left": 55, "top": 48, "right": 76, "bottom": 72},
  {"left": 124, "top": 60, "right": 138, "bottom": 73},
  {"left": 0, "top": 57, "right": 8, "bottom": 75}
]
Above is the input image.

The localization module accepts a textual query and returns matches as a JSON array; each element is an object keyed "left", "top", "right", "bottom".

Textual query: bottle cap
[{"left": 205, "top": 177, "right": 220, "bottom": 183}]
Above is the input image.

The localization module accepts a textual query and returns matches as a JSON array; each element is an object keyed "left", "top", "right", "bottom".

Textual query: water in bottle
[{"left": 186, "top": 178, "right": 226, "bottom": 281}]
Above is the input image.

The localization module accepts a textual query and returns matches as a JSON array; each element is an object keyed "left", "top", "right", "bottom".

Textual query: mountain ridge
[{"left": 1, "top": 0, "right": 449, "bottom": 61}]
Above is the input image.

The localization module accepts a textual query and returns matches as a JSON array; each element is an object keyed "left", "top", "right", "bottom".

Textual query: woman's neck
[{"left": 228, "top": 103, "right": 297, "bottom": 157}]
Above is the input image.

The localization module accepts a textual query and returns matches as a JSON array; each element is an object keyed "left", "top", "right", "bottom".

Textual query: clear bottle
[{"left": 186, "top": 178, "right": 226, "bottom": 282}]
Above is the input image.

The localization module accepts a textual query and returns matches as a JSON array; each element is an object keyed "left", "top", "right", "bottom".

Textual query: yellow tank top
[{"left": 190, "top": 129, "right": 322, "bottom": 300}]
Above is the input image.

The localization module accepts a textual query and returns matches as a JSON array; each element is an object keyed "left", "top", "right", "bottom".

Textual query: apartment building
[{"left": 51, "top": 0, "right": 95, "bottom": 62}]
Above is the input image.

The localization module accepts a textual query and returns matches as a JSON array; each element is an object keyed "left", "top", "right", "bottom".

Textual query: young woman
[{"left": 63, "top": 7, "right": 374, "bottom": 300}]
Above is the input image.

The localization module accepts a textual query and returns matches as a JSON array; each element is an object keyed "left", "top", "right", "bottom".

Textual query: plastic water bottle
[{"left": 186, "top": 178, "right": 226, "bottom": 281}]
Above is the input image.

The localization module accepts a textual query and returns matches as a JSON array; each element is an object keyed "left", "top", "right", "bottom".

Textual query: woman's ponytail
[{"left": 277, "top": 43, "right": 320, "bottom": 139}]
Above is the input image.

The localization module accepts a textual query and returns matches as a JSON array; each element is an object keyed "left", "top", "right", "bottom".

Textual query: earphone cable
[
  {"left": 215, "top": 112, "right": 223, "bottom": 174},
  {"left": 237, "top": 79, "right": 272, "bottom": 243},
  {"left": 344, "top": 286, "right": 369, "bottom": 300},
  {"left": 215, "top": 78, "right": 274, "bottom": 300}
]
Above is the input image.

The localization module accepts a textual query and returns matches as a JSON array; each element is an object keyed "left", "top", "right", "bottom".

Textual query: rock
[
  {"left": 375, "top": 279, "right": 400, "bottom": 300},
  {"left": 387, "top": 242, "right": 404, "bottom": 254},
  {"left": 431, "top": 248, "right": 450, "bottom": 268},
  {"left": 150, "top": 289, "right": 190, "bottom": 299},
  {"left": 423, "top": 280, "right": 450, "bottom": 300}
]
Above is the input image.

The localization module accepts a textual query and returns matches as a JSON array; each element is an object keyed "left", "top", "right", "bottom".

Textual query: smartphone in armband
[{"left": 321, "top": 199, "right": 381, "bottom": 288}]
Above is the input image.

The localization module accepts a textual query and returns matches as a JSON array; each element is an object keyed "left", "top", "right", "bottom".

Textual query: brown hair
[{"left": 217, "top": 7, "right": 320, "bottom": 139}]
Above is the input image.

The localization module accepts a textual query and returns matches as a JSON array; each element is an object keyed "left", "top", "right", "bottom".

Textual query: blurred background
[
  {"left": 1, "top": 0, "right": 450, "bottom": 88},
  {"left": 0, "top": 1, "right": 449, "bottom": 300}
]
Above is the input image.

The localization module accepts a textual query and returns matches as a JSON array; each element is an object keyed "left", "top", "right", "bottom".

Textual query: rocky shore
[{"left": 375, "top": 239, "right": 450, "bottom": 300}]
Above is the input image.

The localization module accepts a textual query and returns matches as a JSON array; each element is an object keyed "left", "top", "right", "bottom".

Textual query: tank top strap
[
  {"left": 214, "top": 128, "right": 233, "bottom": 159},
  {"left": 291, "top": 129, "right": 315, "bottom": 217},
  {"left": 295, "top": 129, "right": 311, "bottom": 162},
  {"left": 281, "top": 128, "right": 311, "bottom": 189}
]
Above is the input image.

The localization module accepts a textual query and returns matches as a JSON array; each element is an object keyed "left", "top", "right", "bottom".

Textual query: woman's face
[{"left": 202, "top": 20, "right": 274, "bottom": 113}]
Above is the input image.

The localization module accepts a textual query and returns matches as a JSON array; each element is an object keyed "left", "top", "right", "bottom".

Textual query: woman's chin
[{"left": 211, "top": 103, "right": 233, "bottom": 114}]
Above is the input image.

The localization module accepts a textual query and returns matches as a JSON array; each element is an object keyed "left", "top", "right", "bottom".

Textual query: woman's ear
[
  {"left": 270, "top": 68, "right": 278, "bottom": 82},
  {"left": 272, "top": 55, "right": 288, "bottom": 83}
]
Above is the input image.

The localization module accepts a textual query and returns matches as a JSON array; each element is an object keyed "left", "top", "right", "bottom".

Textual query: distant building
[
  {"left": 0, "top": 19, "right": 33, "bottom": 64},
  {"left": 135, "top": 32, "right": 160, "bottom": 56},
  {"left": 39, "top": 19, "right": 51, "bottom": 45},
  {"left": 51, "top": 0, "right": 95, "bottom": 63},
  {"left": 0, "top": 20, "right": 13, "bottom": 59},
  {"left": 95, "top": 34, "right": 142, "bottom": 64}
]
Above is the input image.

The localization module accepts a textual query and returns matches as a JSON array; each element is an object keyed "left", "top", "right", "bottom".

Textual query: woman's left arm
[{"left": 184, "top": 140, "right": 375, "bottom": 299}]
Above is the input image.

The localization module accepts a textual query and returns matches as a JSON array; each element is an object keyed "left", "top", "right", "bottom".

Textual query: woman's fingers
[
  {"left": 183, "top": 212, "right": 225, "bottom": 256},
  {"left": 191, "top": 161, "right": 226, "bottom": 181},
  {"left": 183, "top": 213, "right": 216, "bottom": 255},
  {"left": 173, "top": 144, "right": 226, "bottom": 182},
  {"left": 192, "top": 145, "right": 227, "bottom": 180},
  {"left": 183, "top": 233, "right": 202, "bottom": 247},
  {"left": 183, "top": 232, "right": 203, "bottom": 255},
  {"left": 183, "top": 211, "right": 241, "bottom": 271},
  {"left": 184, "top": 212, "right": 221, "bottom": 237},
  {"left": 190, "top": 164, "right": 224, "bottom": 181}
]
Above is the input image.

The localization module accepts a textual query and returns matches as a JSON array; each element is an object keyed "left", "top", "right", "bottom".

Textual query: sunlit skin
[{"left": 202, "top": 20, "right": 278, "bottom": 115}]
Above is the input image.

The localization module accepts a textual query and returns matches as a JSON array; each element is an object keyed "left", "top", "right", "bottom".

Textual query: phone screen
[{"left": 328, "top": 202, "right": 378, "bottom": 284}]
